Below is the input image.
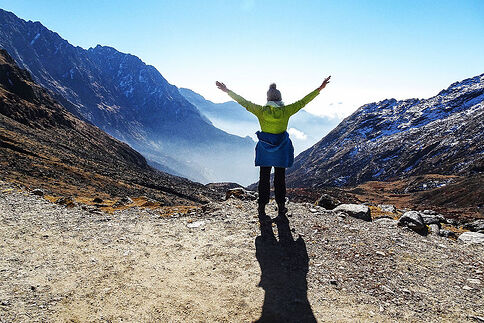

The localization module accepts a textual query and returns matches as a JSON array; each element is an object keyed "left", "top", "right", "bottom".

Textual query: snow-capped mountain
[
  {"left": 0, "top": 48, "right": 219, "bottom": 203},
  {"left": 286, "top": 74, "right": 484, "bottom": 188},
  {"left": 0, "top": 9, "right": 257, "bottom": 184},
  {"left": 179, "top": 87, "right": 340, "bottom": 155}
]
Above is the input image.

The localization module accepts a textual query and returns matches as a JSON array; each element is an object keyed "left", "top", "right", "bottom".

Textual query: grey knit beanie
[{"left": 267, "top": 83, "right": 282, "bottom": 102}]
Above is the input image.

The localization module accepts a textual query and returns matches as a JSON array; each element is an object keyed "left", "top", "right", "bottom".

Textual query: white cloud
[{"left": 288, "top": 128, "right": 307, "bottom": 140}]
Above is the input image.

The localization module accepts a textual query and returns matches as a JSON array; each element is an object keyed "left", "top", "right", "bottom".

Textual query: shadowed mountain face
[
  {"left": 286, "top": 74, "right": 484, "bottom": 188},
  {"left": 0, "top": 9, "right": 256, "bottom": 185},
  {"left": 0, "top": 48, "right": 220, "bottom": 204}
]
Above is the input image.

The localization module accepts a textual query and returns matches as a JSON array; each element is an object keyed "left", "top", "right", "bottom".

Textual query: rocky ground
[{"left": 1, "top": 180, "right": 483, "bottom": 322}]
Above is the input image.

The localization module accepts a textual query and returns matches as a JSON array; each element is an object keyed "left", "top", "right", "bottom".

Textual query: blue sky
[{"left": 1, "top": 0, "right": 483, "bottom": 118}]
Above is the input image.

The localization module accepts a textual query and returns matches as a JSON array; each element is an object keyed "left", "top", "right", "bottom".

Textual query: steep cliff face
[
  {"left": 286, "top": 74, "right": 484, "bottom": 188},
  {"left": 0, "top": 9, "right": 255, "bottom": 184},
  {"left": 0, "top": 48, "right": 220, "bottom": 204}
]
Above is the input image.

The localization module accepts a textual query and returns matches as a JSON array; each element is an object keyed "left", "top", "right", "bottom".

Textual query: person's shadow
[{"left": 255, "top": 216, "right": 317, "bottom": 322}]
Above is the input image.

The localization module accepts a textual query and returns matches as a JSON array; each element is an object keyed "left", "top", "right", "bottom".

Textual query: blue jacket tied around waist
[{"left": 255, "top": 131, "right": 294, "bottom": 168}]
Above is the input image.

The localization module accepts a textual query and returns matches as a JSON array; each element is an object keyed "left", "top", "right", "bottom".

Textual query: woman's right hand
[
  {"left": 318, "top": 76, "right": 331, "bottom": 91},
  {"left": 216, "top": 81, "right": 229, "bottom": 93}
]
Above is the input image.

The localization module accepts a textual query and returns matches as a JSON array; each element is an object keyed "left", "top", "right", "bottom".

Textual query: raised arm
[
  {"left": 216, "top": 81, "right": 262, "bottom": 116},
  {"left": 285, "top": 76, "right": 331, "bottom": 116}
]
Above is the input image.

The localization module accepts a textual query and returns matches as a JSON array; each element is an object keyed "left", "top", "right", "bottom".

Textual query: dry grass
[{"left": 42, "top": 193, "right": 200, "bottom": 216}]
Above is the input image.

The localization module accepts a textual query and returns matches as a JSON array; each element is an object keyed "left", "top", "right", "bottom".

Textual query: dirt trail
[{"left": 1, "top": 185, "right": 483, "bottom": 322}]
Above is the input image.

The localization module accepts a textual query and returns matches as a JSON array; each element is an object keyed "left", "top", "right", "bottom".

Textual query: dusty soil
[{"left": 1, "top": 181, "right": 483, "bottom": 322}]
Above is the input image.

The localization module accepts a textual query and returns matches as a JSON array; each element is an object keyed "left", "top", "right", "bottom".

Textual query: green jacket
[{"left": 227, "top": 88, "right": 320, "bottom": 134}]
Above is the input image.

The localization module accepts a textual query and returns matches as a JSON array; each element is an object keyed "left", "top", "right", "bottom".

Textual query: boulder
[
  {"left": 458, "top": 232, "right": 484, "bottom": 245},
  {"left": 420, "top": 213, "right": 446, "bottom": 225},
  {"left": 225, "top": 188, "right": 257, "bottom": 201},
  {"left": 316, "top": 194, "right": 341, "bottom": 210},
  {"left": 463, "top": 220, "right": 484, "bottom": 233},
  {"left": 333, "top": 204, "right": 371, "bottom": 221},
  {"left": 398, "top": 211, "right": 427, "bottom": 234}
]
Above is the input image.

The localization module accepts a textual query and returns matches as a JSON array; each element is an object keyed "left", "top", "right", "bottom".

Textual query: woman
[{"left": 216, "top": 76, "right": 331, "bottom": 224}]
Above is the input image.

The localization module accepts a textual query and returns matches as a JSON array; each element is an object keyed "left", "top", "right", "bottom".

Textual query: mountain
[
  {"left": 0, "top": 48, "right": 220, "bottom": 204},
  {"left": 0, "top": 8, "right": 256, "bottom": 185},
  {"left": 179, "top": 88, "right": 340, "bottom": 155},
  {"left": 286, "top": 74, "right": 484, "bottom": 188}
]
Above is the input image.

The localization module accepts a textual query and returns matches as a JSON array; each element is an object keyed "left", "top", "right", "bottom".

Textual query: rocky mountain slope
[
  {"left": 0, "top": 48, "right": 220, "bottom": 205},
  {"left": 0, "top": 8, "right": 255, "bottom": 184},
  {"left": 286, "top": 74, "right": 484, "bottom": 188},
  {"left": 179, "top": 87, "right": 340, "bottom": 155}
]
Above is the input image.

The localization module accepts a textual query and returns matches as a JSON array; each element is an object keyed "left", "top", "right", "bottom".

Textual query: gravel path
[{"left": 1, "top": 183, "right": 483, "bottom": 322}]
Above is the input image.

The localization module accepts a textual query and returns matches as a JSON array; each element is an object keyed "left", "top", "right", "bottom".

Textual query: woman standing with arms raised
[{"left": 216, "top": 76, "right": 331, "bottom": 225}]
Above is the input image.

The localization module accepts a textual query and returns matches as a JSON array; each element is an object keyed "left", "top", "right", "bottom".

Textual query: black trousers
[{"left": 258, "top": 166, "right": 286, "bottom": 206}]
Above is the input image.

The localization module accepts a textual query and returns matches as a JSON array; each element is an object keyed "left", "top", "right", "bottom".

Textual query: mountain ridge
[
  {"left": 0, "top": 48, "right": 220, "bottom": 204},
  {"left": 0, "top": 8, "right": 256, "bottom": 184},
  {"left": 286, "top": 73, "right": 484, "bottom": 188}
]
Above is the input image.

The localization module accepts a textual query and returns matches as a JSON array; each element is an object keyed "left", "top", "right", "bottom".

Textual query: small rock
[
  {"left": 458, "top": 232, "right": 484, "bottom": 245},
  {"left": 380, "top": 285, "right": 394, "bottom": 294},
  {"left": 439, "top": 229, "right": 456, "bottom": 238},
  {"left": 336, "top": 212, "right": 347, "bottom": 219},
  {"left": 187, "top": 220, "right": 205, "bottom": 228},
  {"left": 92, "top": 197, "right": 103, "bottom": 203},
  {"left": 378, "top": 204, "right": 396, "bottom": 213},
  {"left": 333, "top": 204, "right": 371, "bottom": 221},
  {"left": 141, "top": 198, "right": 158, "bottom": 207},
  {"left": 316, "top": 194, "right": 341, "bottom": 210},
  {"left": 31, "top": 189, "right": 44, "bottom": 196},
  {"left": 398, "top": 211, "right": 427, "bottom": 234},
  {"left": 428, "top": 224, "right": 440, "bottom": 236},
  {"left": 467, "top": 278, "right": 481, "bottom": 285},
  {"left": 329, "top": 279, "right": 338, "bottom": 286},
  {"left": 113, "top": 196, "right": 133, "bottom": 207},
  {"left": 374, "top": 218, "right": 397, "bottom": 226},
  {"left": 375, "top": 251, "right": 386, "bottom": 256},
  {"left": 309, "top": 208, "right": 318, "bottom": 213},
  {"left": 462, "top": 285, "right": 473, "bottom": 291},
  {"left": 225, "top": 188, "right": 257, "bottom": 201},
  {"left": 445, "top": 218, "right": 459, "bottom": 226},
  {"left": 56, "top": 196, "right": 76, "bottom": 207}
]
